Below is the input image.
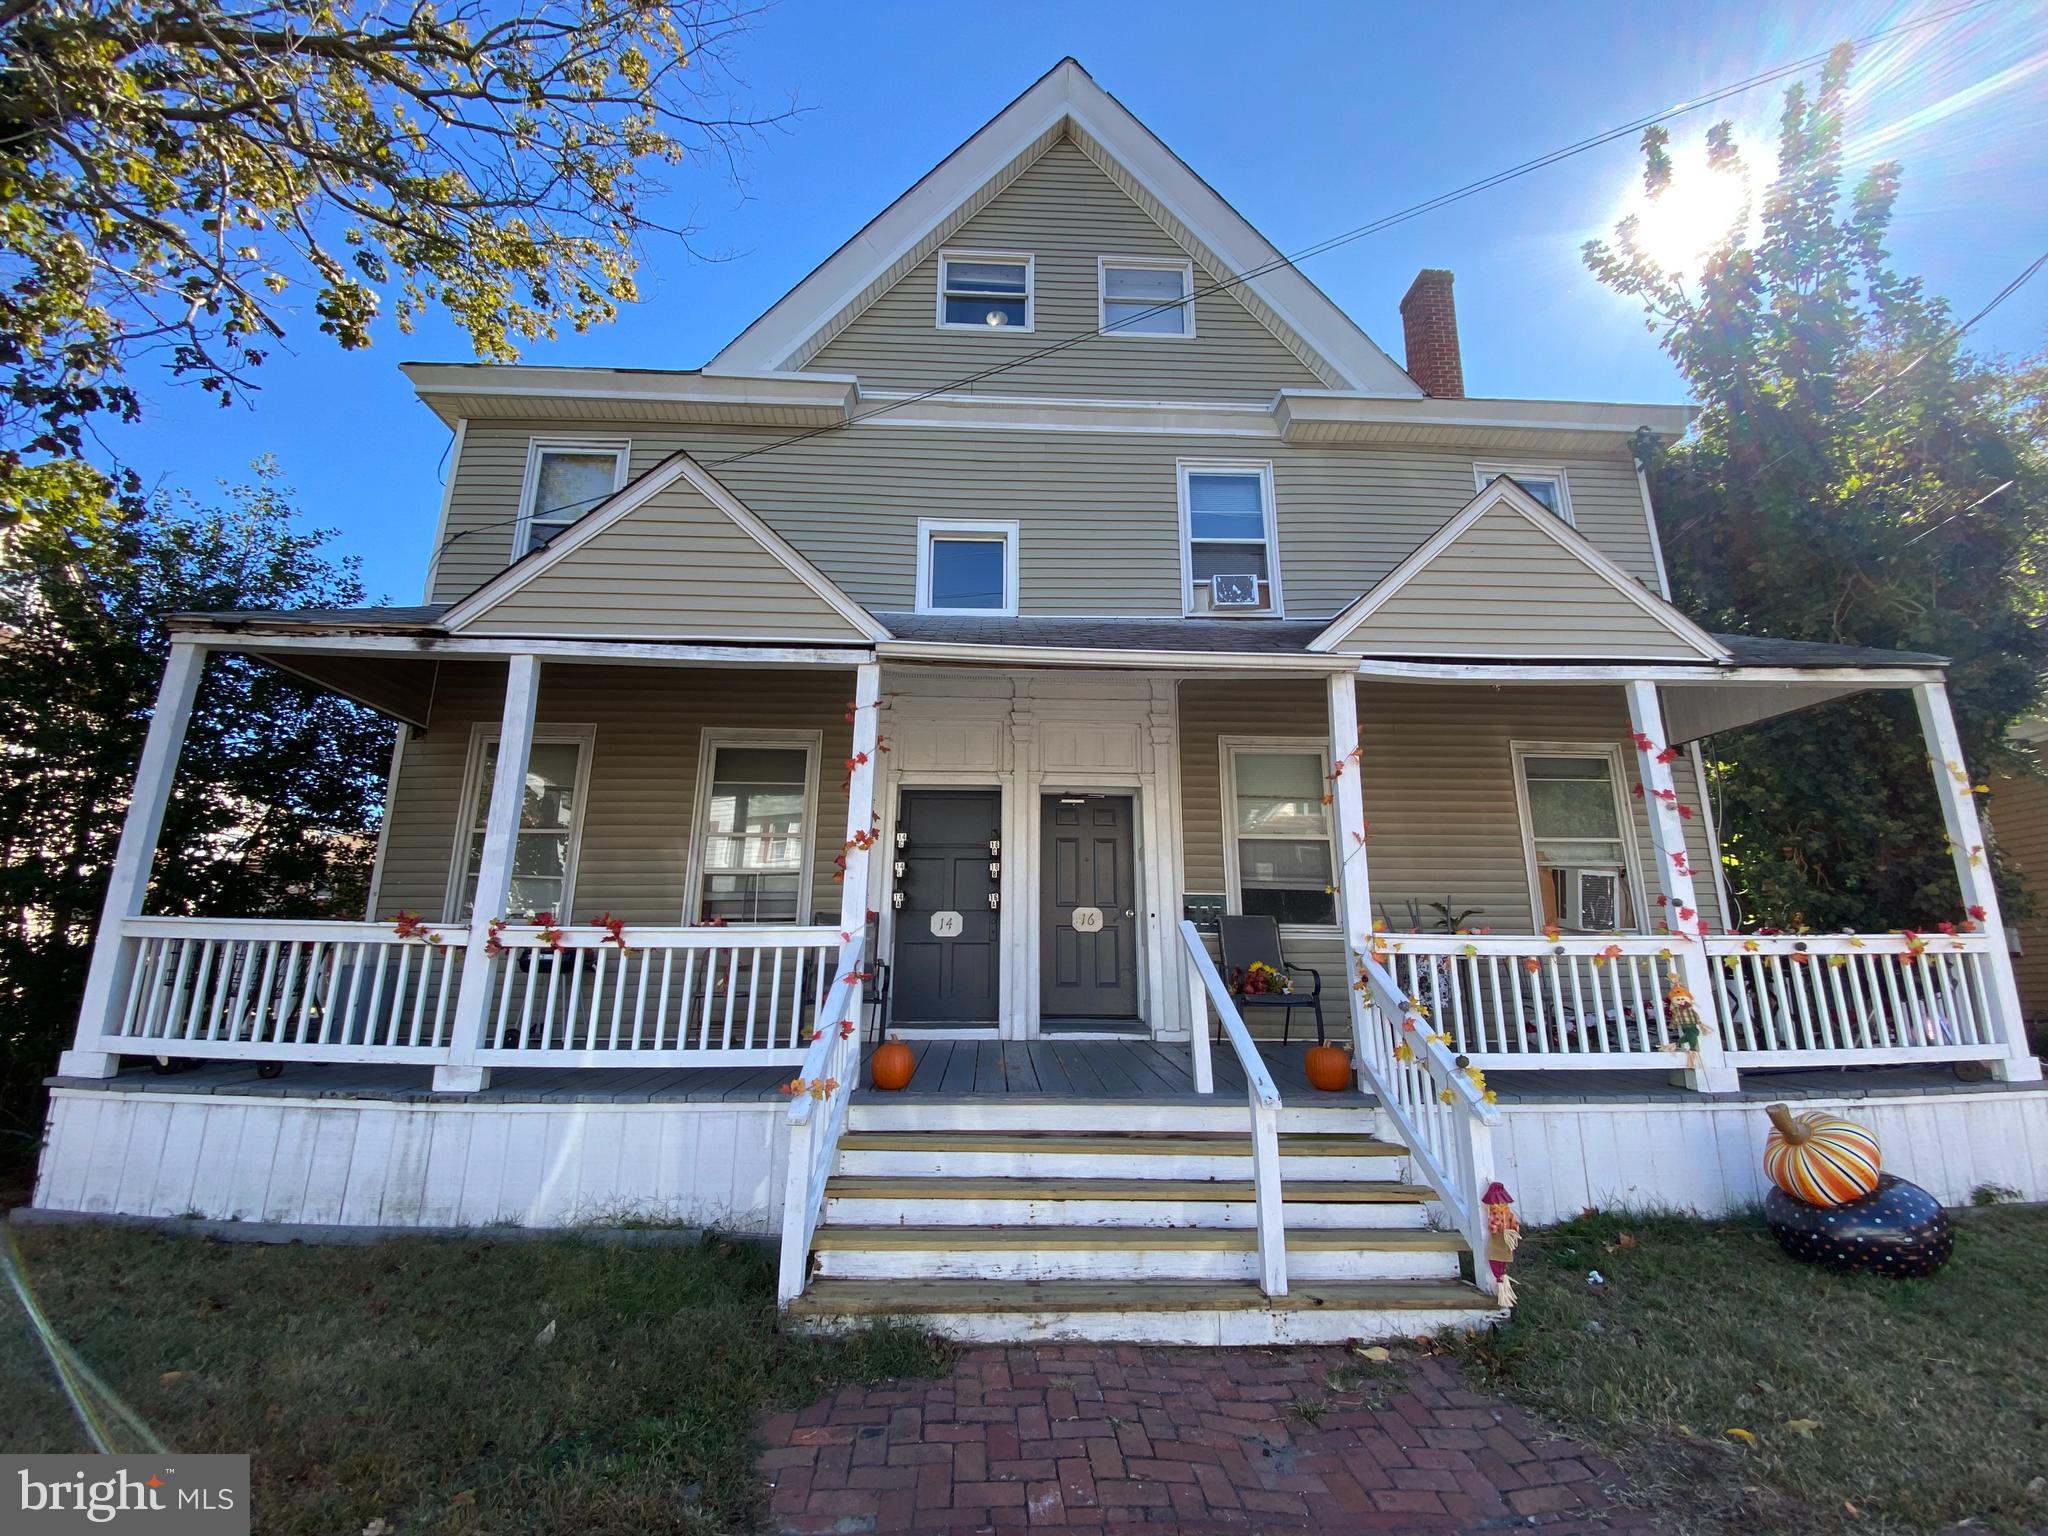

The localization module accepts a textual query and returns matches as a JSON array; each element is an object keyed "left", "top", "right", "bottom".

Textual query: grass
[
  {"left": 1447, "top": 1205, "right": 2048, "bottom": 1535},
  {"left": 1, "top": 1224, "right": 952, "bottom": 1535}
]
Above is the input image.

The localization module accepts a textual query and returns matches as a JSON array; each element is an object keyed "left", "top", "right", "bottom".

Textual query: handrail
[
  {"left": 776, "top": 933, "right": 866, "bottom": 1305},
  {"left": 1351, "top": 943, "right": 1504, "bottom": 1304},
  {"left": 491, "top": 923, "right": 843, "bottom": 949},
  {"left": 1177, "top": 921, "right": 1286, "bottom": 1295}
]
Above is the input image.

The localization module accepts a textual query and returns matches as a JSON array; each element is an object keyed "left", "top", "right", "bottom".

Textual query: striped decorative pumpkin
[{"left": 1763, "top": 1104, "right": 1882, "bottom": 1208}]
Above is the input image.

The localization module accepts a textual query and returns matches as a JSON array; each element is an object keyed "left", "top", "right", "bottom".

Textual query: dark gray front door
[
  {"left": 1041, "top": 795, "right": 1140, "bottom": 1021},
  {"left": 890, "top": 789, "right": 1001, "bottom": 1025}
]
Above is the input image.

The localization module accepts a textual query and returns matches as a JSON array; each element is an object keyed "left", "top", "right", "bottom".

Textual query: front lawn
[
  {"left": 1, "top": 1224, "right": 950, "bottom": 1535},
  {"left": 1450, "top": 1203, "right": 2048, "bottom": 1535}
]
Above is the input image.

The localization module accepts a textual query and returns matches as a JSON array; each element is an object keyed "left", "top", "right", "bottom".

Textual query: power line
[{"left": 435, "top": 0, "right": 2003, "bottom": 556}]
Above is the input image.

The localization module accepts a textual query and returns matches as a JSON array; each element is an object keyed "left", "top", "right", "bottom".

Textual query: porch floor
[{"left": 47, "top": 1044, "right": 2042, "bottom": 1108}]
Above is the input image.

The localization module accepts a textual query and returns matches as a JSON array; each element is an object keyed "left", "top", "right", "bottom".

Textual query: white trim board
[
  {"left": 1309, "top": 476, "right": 1732, "bottom": 662},
  {"left": 437, "top": 451, "right": 891, "bottom": 643},
  {"left": 706, "top": 59, "right": 1416, "bottom": 394}
]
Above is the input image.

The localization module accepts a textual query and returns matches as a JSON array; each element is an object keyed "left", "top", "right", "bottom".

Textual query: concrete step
[
  {"left": 788, "top": 1276, "right": 1501, "bottom": 1345},
  {"left": 810, "top": 1225, "right": 1465, "bottom": 1283}
]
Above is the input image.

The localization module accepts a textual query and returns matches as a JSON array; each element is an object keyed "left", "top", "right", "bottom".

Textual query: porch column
[
  {"left": 1914, "top": 681, "right": 2042, "bottom": 1081},
  {"left": 58, "top": 641, "right": 206, "bottom": 1077},
  {"left": 1624, "top": 681, "right": 1739, "bottom": 1093},
  {"left": 840, "top": 662, "right": 883, "bottom": 941},
  {"left": 1325, "top": 672, "right": 1376, "bottom": 1069},
  {"left": 437, "top": 653, "right": 542, "bottom": 1093}
]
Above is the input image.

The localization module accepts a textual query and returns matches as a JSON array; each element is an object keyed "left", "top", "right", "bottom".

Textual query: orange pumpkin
[
  {"left": 1304, "top": 1042, "right": 1351, "bottom": 1093},
  {"left": 1764, "top": 1103, "right": 1881, "bottom": 1208},
  {"left": 869, "top": 1036, "right": 915, "bottom": 1091}
]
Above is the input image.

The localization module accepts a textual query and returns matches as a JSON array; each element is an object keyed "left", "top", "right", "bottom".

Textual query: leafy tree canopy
[
  {"left": 0, "top": 459, "right": 394, "bottom": 1123},
  {"left": 0, "top": 0, "right": 780, "bottom": 532},
  {"left": 1586, "top": 43, "right": 2048, "bottom": 930}
]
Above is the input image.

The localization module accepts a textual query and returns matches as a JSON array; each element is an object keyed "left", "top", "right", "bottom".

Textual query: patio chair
[{"left": 1217, "top": 915, "right": 1324, "bottom": 1044}]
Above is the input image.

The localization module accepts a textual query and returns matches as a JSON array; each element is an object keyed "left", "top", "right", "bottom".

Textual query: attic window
[
  {"left": 938, "top": 252, "right": 1032, "bottom": 331},
  {"left": 1100, "top": 259, "right": 1194, "bottom": 337},
  {"left": 917, "top": 519, "right": 1018, "bottom": 615}
]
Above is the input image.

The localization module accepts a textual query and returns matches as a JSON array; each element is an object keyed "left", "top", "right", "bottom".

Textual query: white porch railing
[
  {"left": 103, "top": 916, "right": 467, "bottom": 1063},
  {"left": 778, "top": 935, "right": 868, "bottom": 1305},
  {"left": 1706, "top": 932, "right": 2010, "bottom": 1066},
  {"left": 1177, "top": 920, "right": 1287, "bottom": 1297},
  {"left": 476, "top": 925, "right": 839, "bottom": 1067},
  {"left": 1380, "top": 934, "right": 1689, "bottom": 1068},
  {"left": 1352, "top": 946, "right": 1503, "bottom": 1302}
]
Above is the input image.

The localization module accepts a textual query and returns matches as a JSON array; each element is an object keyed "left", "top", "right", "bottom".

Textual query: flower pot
[
  {"left": 1304, "top": 1042, "right": 1351, "bottom": 1093},
  {"left": 870, "top": 1037, "right": 915, "bottom": 1091}
]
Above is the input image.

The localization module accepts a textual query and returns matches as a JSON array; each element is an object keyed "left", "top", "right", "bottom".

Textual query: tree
[
  {"left": 1585, "top": 43, "right": 2048, "bottom": 931},
  {"left": 0, "top": 459, "right": 394, "bottom": 1126},
  {"left": 0, "top": 0, "right": 783, "bottom": 531}
]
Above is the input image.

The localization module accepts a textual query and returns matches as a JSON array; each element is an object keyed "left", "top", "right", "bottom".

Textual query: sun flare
[{"left": 1621, "top": 136, "right": 1758, "bottom": 276}]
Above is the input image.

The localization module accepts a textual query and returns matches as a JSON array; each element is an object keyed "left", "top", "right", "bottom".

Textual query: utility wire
[{"left": 434, "top": 0, "right": 2003, "bottom": 557}]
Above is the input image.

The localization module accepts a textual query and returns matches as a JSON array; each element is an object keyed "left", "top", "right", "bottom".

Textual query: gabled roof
[
  {"left": 707, "top": 58, "right": 1420, "bottom": 396},
  {"left": 439, "top": 453, "right": 890, "bottom": 644},
  {"left": 1310, "top": 477, "right": 1732, "bottom": 663}
]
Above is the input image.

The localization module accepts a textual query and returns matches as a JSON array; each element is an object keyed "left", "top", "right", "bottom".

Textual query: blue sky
[{"left": 114, "top": 0, "right": 2048, "bottom": 601}]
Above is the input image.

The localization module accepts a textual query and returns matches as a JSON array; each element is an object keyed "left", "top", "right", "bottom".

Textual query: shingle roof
[
  {"left": 1711, "top": 634, "right": 1948, "bottom": 669},
  {"left": 172, "top": 604, "right": 450, "bottom": 631}
]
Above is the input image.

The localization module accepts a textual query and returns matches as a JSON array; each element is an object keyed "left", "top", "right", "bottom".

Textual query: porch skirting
[
  {"left": 33, "top": 1069, "right": 2048, "bottom": 1237},
  {"left": 31, "top": 1085, "right": 792, "bottom": 1235}
]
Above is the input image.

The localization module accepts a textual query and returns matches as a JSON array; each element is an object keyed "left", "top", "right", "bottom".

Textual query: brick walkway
[{"left": 756, "top": 1343, "right": 1656, "bottom": 1534}]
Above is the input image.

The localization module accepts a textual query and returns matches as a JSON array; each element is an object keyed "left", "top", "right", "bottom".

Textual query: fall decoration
[
  {"left": 1303, "top": 1040, "right": 1350, "bottom": 1093},
  {"left": 1231, "top": 960, "right": 1290, "bottom": 997},
  {"left": 869, "top": 1035, "right": 915, "bottom": 1091},
  {"left": 1765, "top": 1174, "right": 1952, "bottom": 1278},
  {"left": 1763, "top": 1103, "right": 1882, "bottom": 1208},
  {"left": 1482, "top": 1183, "right": 1521, "bottom": 1306}
]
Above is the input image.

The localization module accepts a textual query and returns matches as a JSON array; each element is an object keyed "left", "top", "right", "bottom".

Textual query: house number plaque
[
  {"left": 929, "top": 910, "right": 964, "bottom": 938},
  {"left": 1069, "top": 906, "right": 1105, "bottom": 932}
]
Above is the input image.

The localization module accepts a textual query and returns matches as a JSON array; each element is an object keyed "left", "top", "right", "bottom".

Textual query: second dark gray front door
[
  {"left": 890, "top": 789, "right": 1001, "bottom": 1025},
  {"left": 1041, "top": 794, "right": 1140, "bottom": 1021}
]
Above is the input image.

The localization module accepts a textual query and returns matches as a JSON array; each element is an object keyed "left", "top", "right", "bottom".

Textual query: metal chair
[{"left": 1218, "top": 915, "right": 1325, "bottom": 1044}]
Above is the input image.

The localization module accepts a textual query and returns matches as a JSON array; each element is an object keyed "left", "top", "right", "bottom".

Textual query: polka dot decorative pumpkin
[
  {"left": 1764, "top": 1175, "right": 1953, "bottom": 1279},
  {"left": 1762, "top": 1103, "right": 1881, "bottom": 1208}
]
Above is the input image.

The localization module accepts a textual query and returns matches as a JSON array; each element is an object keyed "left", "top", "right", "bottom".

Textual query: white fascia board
[
  {"left": 875, "top": 638, "right": 1342, "bottom": 672},
  {"left": 1308, "top": 476, "right": 1730, "bottom": 661},
  {"left": 1274, "top": 391, "right": 1695, "bottom": 442},
  {"left": 401, "top": 362, "right": 859, "bottom": 426},
  {"left": 708, "top": 59, "right": 1414, "bottom": 395},
  {"left": 1353, "top": 658, "right": 1943, "bottom": 686},
  {"left": 173, "top": 629, "right": 875, "bottom": 668}
]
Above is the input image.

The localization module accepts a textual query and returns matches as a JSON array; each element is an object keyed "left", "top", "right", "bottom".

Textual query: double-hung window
[
  {"left": 1180, "top": 460, "right": 1280, "bottom": 614},
  {"left": 518, "top": 439, "right": 629, "bottom": 555},
  {"left": 690, "top": 733, "right": 819, "bottom": 924},
  {"left": 1100, "top": 258, "right": 1194, "bottom": 337},
  {"left": 449, "top": 729, "right": 593, "bottom": 920},
  {"left": 917, "top": 519, "right": 1018, "bottom": 615},
  {"left": 1514, "top": 746, "right": 1641, "bottom": 932},
  {"left": 1475, "top": 463, "right": 1573, "bottom": 523},
  {"left": 937, "top": 252, "right": 1032, "bottom": 331},
  {"left": 1223, "top": 742, "right": 1337, "bottom": 927}
]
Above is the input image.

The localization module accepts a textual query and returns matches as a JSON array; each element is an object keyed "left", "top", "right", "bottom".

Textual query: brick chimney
[{"left": 1399, "top": 269, "right": 1464, "bottom": 398}]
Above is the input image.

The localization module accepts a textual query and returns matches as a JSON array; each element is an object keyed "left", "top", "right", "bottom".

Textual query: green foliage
[
  {"left": 0, "top": 0, "right": 781, "bottom": 533},
  {"left": 1585, "top": 44, "right": 2048, "bottom": 930},
  {"left": 0, "top": 459, "right": 393, "bottom": 1125}
]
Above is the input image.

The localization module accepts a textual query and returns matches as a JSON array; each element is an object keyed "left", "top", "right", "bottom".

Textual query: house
[
  {"left": 1990, "top": 716, "right": 2048, "bottom": 1051},
  {"left": 33, "top": 60, "right": 2047, "bottom": 1343}
]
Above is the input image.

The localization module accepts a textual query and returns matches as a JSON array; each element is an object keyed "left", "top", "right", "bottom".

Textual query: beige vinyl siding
[
  {"left": 373, "top": 661, "right": 855, "bottom": 926},
  {"left": 1990, "top": 766, "right": 2048, "bottom": 1023},
  {"left": 1176, "top": 678, "right": 1726, "bottom": 941},
  {"left": 431, "top": 420, "right": 1665, "bottom": 621},
  {"left": 808, "top": 139, "right": 1329, "bottom": 400},
  {"left": 1331, "top": 504, "right": 1708, "bottom": 660},
  {"left": 456, "top": 477, "right": 868, "bottom": 641}
]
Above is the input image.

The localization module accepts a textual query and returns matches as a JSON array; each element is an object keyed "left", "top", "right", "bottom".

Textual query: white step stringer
[{"left": 785, "top": 1099, "right": 1504, "bottom": 1344}]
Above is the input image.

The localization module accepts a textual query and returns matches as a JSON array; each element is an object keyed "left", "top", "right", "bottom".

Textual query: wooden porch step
[
  {"left": 789, "top": 1276, "right": 1494, "bottom": 1317},
  {"left": 812, "top": 1225, "right": 1465, "bottom": 1252},
  {"left": 822, "top": 1175, "right": 1434, "bottom": 1203},
  {"left": 835, "top": 1131, "right": 1404, "bottom": 1158}
]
